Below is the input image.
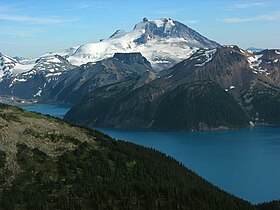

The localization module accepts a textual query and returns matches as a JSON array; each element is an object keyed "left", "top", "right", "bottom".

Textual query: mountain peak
[
  {"left": 0, "top": 52, "right": 18, "bottom": 78},
  {"left": 132, "top": 17, "right": 219, "bottom": 48},
  {"left": 40, "top": 17, "right": 220, "bottom": 71},
  {"left": 109, "top": 29, "right": 127, "bottom": 39},
  {"left": 142, "top": 17, "right": 149, "bottom": 22},
  {"left": 133, "top": 17, "right": 176, "bottom": 31}
]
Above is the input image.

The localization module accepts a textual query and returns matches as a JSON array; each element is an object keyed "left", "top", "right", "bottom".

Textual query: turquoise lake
[
  {"left": 22, "top": 104, "right": 280, "bottom": 204},
  {"left": 23, "top": 104, "right": 72, "bottom": 119}
]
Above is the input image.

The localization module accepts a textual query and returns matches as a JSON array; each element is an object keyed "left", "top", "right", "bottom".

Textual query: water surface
[
  {"left": 98, "top": 126, "right": 280, "bottom": 204},
  {"left": 22, "top": 104, "right": 71, "bottom": 118}
]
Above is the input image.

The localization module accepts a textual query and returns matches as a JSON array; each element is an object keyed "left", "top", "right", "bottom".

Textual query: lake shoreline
[{"left": 21, "top": 102, "right": 280, "bottom": 133}]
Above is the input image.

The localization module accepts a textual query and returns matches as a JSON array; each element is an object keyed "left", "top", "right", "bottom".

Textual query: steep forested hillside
[
  {"left": 152, "top": 81, "right": 250, "bottom": 131},
  {"left": 242, "top": 80, "right": 280, "bottom": 125},
  {"left": 0, "top": 103, "right": 255, "bottom": 210},
  {"left": 257, "top": 200, "right": 280, "bottom": 210},
  {"left": 65, "top": 81, "right": 250, "bottom": 131}
]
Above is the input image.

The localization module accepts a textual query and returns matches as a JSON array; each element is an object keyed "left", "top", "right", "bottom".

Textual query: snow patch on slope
[
  {"left": 192, "top": 49, "right": 217, "bottom": 67},
  {"left": 46, "top": 72, "right": 62, "bottom": 77},
  {"left": 247, "top": 54, "right": 270, "bottom": 75},
  {"left": 248, "top": 54, "right": 263, "bottom": 68},
  {"left": 34, "top": 89, "right": 42, "bottom": 97}
]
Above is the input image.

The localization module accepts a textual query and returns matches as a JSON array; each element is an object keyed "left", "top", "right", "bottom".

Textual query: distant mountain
[
  {"left": 160, "top": 46, "right": 256, "bottom": 99},
  {"left": 0, "top": 54, "right": 75, "bottom": 100},
  {"left": 161, "top": 46, "right": 280, "bottom": 96},
  {"left": 247, "top": 47, "right": 265, "bottom": 53},
  {"left": 12, "top": 56, "right": 30, "bottom": 62},
  {"left": 0, "top": 52, "right": 32, "bottom": 80},
  {"left": 0, "top": 17, "right": 220, "bottom": 102},
  {"left": 132, "top": 17, "right": 218, "bottom": 46},
  {"left": 251, "top": 49, "right": 280, "bottom": 86},
  {"left": 59, "top": 17, "right": 220, "bottom": 70},
  {"left": 41, "top": 53, "right": 155, "bottom": 104},
  {"left": 65, "top": 46, "right": 280, "bottom": 131}
]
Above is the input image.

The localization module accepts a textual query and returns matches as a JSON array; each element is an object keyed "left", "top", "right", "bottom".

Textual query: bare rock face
[{"left": 113, "top": 52, "right": 152, "bottom": 70}]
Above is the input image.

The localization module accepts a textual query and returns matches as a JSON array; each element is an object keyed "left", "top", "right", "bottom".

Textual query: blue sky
[{"left": 1, "top": 0, "right": 280, "bottom": 57}]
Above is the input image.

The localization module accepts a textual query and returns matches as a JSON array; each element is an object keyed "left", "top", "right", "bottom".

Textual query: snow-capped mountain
[
  {"left": 58, "top": 18, "right": 220, "bottom": 70},
  {"left": 247, "top": 49, "right": 280, "bottom": 85},
  {"left": 0, "top": 52, "right": 17, "bottom": 79},
  {"left": 0, "top": 52, "right": 35, "bottom": 81},
  {"left": 246, "top": 47, "right": 265, "bottom": 53},
  {"left": 12, "top": 56, "right": 31, "bottom": 62},
  {"left": 0, "top": 17, "right": 220, "bottom": 101},
  {"left": 0, "top": 54, "right": 75, "bottom": 99},
  {"left": 0, "top": 52, "right": 73, "bottom": 78},
  {"left": 1, "top": 17, "right": 219, "bottom": 79}
]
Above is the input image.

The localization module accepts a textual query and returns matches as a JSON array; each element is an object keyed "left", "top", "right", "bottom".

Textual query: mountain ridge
[
  {"left": 40, "top": 52, "right": 154, "bottom": 104},
  {"left": 64, "top": 17, "right": 219, "bottom": 70},
  {"left": 0, "top": 17, "right": 219, "bottom": 75},
  {"left": 64, "top": 46, "right": 280, "bottom": 131},
  {"left": 0, "top": 17, "right": 221, "bottom": 103}
]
